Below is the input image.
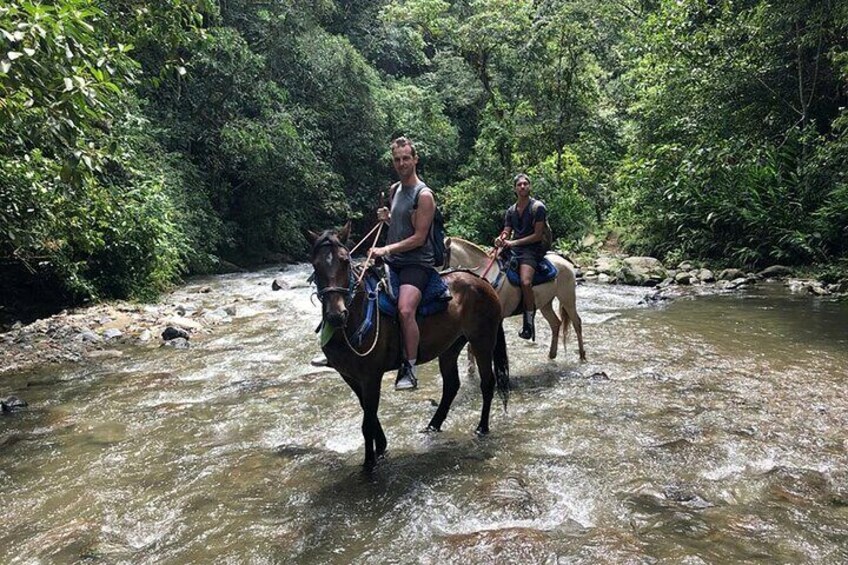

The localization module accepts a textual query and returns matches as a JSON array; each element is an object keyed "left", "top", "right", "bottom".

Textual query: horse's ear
[
  {"left": 306, "top": 229, "right": 321, "bottom": 244},
  {"left": 338, "top": 221, "right": 351, "bottom": 243}
]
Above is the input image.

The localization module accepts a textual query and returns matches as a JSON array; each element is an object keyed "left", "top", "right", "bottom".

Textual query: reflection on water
[{"left": 2, "top": 268, "right": 848, "bottom": 563}]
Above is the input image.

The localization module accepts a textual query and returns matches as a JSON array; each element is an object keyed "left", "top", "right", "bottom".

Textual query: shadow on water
[{"left": 284, "top": 435, "right": 503, "bottom": 562}]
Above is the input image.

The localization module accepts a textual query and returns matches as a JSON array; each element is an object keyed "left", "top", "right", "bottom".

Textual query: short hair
[
  {"left": 513, "top": 173, "right": 530, "bottom": 186},
  {"left": 390, "top": 136, "right": 417, "bottom": 157}
]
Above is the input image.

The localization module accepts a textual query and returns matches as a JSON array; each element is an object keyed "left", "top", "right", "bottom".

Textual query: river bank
[
  {"left": 1, "top": 282, "right": 247, "bottom": 376},
  {"left": 2, "top": 256, "right": 845, "bottom": 377}
]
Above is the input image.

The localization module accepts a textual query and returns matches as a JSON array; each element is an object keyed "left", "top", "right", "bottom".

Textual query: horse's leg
[
  {"left": 360, "top": 374, "right": 385, "bottom": 468},
  {"left": 560, "top": 301, "right": 585, "bottom": 362},
  {"left": 470, "top": 342, "right": 496, "bottom": 436},
  {"left": 426, "top": 338, "right": 467, "bottom": 432},
  {"left": 539, "top": 301, "right": 560, "bottom": 359},
  {"left": 466, "top": 344, "right": 477, "bottom": 379}
]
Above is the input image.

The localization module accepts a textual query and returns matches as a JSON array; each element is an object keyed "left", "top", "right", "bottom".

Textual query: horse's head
[{"left": 307, "top": 222, "right": 353, "bottom": 329}]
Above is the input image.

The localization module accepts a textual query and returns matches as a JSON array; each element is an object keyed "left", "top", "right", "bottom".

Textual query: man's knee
[{"left": 398, "top": 302, "right": 418, "bottom": 319}]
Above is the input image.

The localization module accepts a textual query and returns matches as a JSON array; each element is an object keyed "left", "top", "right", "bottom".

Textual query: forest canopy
[{"left": 2, "top": 0, "right": 847, "bottom": 304}]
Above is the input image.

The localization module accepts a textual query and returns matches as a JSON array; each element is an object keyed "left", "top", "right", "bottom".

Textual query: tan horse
[{"left": 446, "top": 237, "right": 585, "bottom": 361}]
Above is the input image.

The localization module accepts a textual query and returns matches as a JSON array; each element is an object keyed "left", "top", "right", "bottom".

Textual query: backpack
[
  {"left": 510, "top": 199, "right": 553, "bottom": 252},
  {"left": 390, "top": 182, "right": 447, "bottom": 268},
  {"left": 533, "top": 200, "right": 554, "bottom": 252}
]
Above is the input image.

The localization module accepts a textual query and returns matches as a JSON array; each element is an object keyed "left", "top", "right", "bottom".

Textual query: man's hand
[
  {"left": 371, "top": 246, "right": 389, "bottom": 258},
  {"left": 377, "top": 207, "right": 390, "bottom": 222}
]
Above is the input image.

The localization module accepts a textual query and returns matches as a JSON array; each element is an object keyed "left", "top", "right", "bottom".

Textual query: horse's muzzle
[{"left": 325, "top": 308, "right": 349, "bottom": 328}]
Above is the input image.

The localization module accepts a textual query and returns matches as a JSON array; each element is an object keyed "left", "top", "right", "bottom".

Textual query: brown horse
[
  {"left": 446, "top": 237, "right": 586, "bottom": 361},
  {"left": 307, "top": 223, "right": 510, "bottom": 468}
]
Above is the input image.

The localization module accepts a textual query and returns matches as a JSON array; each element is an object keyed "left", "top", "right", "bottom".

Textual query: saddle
[
  {"left": 504, "top": 255, "right": 558, "bottom": 287},
  {"left": 375, "top": 266, "right": 452, "bottom": 318}
]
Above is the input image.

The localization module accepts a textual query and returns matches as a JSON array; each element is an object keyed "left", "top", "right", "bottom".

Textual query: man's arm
[{"left": 372, "top": 190, "right": 435, "bottom": 257}]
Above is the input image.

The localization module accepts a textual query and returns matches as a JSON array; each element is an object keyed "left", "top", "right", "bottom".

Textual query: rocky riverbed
[
  {"left": 2, "top": 256, "right": 845, "bottom": 376},
  {"left": 0, "top": 283, "right": 244, "bottom": 375}
]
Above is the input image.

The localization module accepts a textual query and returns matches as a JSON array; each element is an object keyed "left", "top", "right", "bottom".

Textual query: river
[{"left": 2, "top": 266, "right": 847, "bottom": 563}]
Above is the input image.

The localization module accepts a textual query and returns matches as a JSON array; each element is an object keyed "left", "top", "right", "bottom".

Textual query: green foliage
[
  {"left": 610, "top": 0, "right": 848, "bottom": 266},
  {"left": 526, "top": 151, "right": 596, "bottom": 247},
  {"left": 4, "top": 0, "right": 848, "bottom": 312},
  {"left": 382, "top": 79, "right": 459, "bottom": 188},
  {"left": 0, "top": 0, "right": 200, "bottom": 300},
  {"left": 442, "top": 176, "right": 507, "bottom": 242}
]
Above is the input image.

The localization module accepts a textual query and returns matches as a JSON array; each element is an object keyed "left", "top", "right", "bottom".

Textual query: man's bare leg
[{"left": 396, "top": 284, "right": 423, "bottom": 389}]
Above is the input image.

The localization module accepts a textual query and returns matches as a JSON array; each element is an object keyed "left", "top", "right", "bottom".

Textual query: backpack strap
[
  {"left": 531, "top": 198, "right": 546, "bottom": 221},
  {"left": 388, "top": 181, "right": 401, "bottom": 205},
  {"left": 412, "top": 183, "right": 431, "bottom": 209}
]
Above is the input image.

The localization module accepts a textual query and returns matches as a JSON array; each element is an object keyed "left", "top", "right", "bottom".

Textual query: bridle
[
  {"left": 312, "top": 239, "right": 359, "bottom": 306},
  {"left": 310, "top": 236, "right": 382, "bottom": 357}
]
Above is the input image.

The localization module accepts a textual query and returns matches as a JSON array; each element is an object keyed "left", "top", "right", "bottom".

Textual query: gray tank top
[{"left": 386, "top": 181, "right": 435, "bottom": 267}]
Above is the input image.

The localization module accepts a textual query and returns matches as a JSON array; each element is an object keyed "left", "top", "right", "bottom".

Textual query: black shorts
[
  {"left": 510, "top": 245, "right": 545, "bottom": 270},
  {"left": 392, "top": 264, "right": 433, "bottom": 294}
]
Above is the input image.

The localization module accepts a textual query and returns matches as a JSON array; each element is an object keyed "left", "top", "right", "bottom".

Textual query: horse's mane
[{"left": 449, "top": 236, "right": 488, "bottom": 254}]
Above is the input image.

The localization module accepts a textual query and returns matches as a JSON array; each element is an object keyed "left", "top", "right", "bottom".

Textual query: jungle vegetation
[{"left": 1, "top": 0, "right": 846, "bottom": 306}]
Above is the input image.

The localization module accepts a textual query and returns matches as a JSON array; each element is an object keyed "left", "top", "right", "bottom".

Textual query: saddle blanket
[
  {"left": 505, "top": 256, "right": 558, "bottom": 287},
  {"left": 376, "top": 267, "right": 451, "bottom": 318}
]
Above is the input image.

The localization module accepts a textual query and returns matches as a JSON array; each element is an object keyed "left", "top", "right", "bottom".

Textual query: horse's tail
[{"left": 494, "top": 321, "right": 510, "bottom": 411}]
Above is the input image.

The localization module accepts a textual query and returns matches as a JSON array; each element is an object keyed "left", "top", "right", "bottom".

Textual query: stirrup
[{"left": 394, "top": 361, "right": 418, "bottom": 390}]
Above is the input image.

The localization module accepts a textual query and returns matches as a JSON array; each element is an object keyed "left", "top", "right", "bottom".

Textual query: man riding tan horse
[
  {"left": 446, "top": 216, "right": 585, "bottom": 362},
  {"left": 445, "top": 173, "right": 586, "bottom": 361}
]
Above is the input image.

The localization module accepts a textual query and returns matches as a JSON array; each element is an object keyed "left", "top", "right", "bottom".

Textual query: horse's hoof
[
  {"left": 376, "top": 450, "right": 388, "bottom": 461},
  {"left": 420, "top": 425, "right": 441, "bottom": 434},
  {"left": 474, "top": 427, "right": 489, "bottom": 437}
]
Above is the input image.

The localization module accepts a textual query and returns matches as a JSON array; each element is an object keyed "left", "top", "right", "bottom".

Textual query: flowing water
[{"left": 2, "top": 266, "right": 848, "bottom": 563}]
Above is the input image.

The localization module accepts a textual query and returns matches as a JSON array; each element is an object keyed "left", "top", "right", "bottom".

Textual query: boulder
[
  {"left": 271, "top": 278, "right": 289, "bottom": 291},
  {"left": 726, "top": 277, "right": 751, "bottom": 289},
  {"left": 1, "top": 396, "right": 27, "bottom": 413},
  {"left": 594, "top": 257, "right": 622, "bottom": 275},
  {"left": 162, "top": 337, "right": 190, "bottom": 349},
  {"left": 674, "top": 272, "right": 692, "bottom": 285},
  {"left": 758, "top": 265, "right": 793, "bottom": 279},
  {"left": 718, "top": 268, "right": 744, "bottom": 281},
  {"left": 620, "top": 256, "right": 667, "bottom": 286},
  {"left": 103, "top": 328, "right": 123, "bottom": 339},
  {"left": 581, "top": 233, "right": 598, "bottom": 248},
  {"left": 828, "top": 279, "right": 848, "bottom": 294},
  {"left": 161, "top": 326, "right": 190, "bottom": 341},
  {"left": 698, "top": 268, "right": 715, "bottom": 283}
]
